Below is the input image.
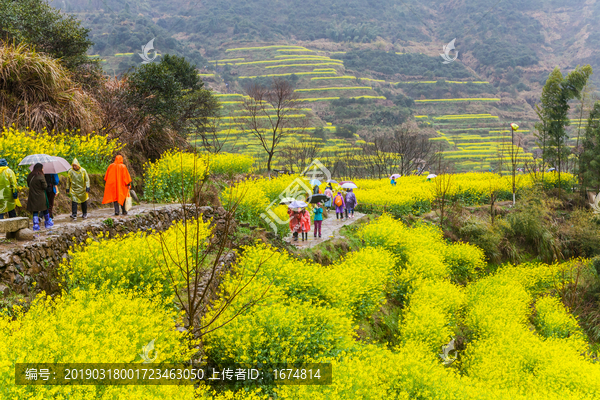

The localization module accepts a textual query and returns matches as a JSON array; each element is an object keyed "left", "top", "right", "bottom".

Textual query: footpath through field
[
  {"left": 0, "top": 203, "right": 174, "bottom": 251},
  {"left": 285, "top": 211, "right": 365, "bottom": 249}
]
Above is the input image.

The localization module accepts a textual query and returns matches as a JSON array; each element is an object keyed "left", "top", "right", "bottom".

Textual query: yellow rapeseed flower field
[{"left": 0, "top": 126, "right": 123, "bottom": 187}]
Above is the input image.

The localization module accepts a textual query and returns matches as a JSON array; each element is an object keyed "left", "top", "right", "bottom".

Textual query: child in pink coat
[{"left": 300, "top": 207, "right": 311, "bottom": 241}]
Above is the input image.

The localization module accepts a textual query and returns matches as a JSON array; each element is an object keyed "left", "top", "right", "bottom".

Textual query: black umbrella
[{"left": 307, "top": 194, "right": 328, "bottom": 204}]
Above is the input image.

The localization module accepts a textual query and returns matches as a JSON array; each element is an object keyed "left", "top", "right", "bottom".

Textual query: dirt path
[{"left": 285, "top": 211, "right": 365, "bottom": 249}]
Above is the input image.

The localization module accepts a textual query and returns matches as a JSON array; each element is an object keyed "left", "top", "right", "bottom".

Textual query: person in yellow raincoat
[
  {"left": 0, "top": 159, "right": 19, "bottom": 219},
  {"left": 66, "top": 158, "right": 90, "bottom": 221}
]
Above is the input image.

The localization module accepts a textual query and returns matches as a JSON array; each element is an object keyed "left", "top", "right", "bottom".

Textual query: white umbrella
[
  {"left": 19, "top": 154, "right": 55, "bottom": 165},
  {"left": 427, "top": 174, "right": 437, "bottom": 179},
  {"left": 28, "top": 156, "right": 71, "bottom": 174},
  {"left": 341, "top": 182, "right": 358, "bottom": 189},
  {"left": 288, "top": 200, "right": 308, "bottom": 208},
  {"left": 390, "top": 174, "right": 401, "bottom": 179}
]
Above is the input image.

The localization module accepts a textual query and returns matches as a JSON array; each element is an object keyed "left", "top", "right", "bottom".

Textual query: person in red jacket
[
  {"left": 300, "top": 207, "right": 311, "bottom": 241},
  {"left": 102, "top": 155, "right": 132, "bottom": 216},
  {"left": 288, "top": 207, "right": 302, "bottom": 241}
]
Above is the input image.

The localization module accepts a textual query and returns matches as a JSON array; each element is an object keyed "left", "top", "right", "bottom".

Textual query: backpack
[{"left": 335, "top": 195, "right": 343, "bottom": 206}]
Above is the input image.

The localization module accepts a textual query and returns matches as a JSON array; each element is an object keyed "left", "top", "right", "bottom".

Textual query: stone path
[
  {"left": 285, "top": 211, "right": 365, "bottom": 249},
  {"left": 0, "top": 203, "right": 173, "bottom": 251}
]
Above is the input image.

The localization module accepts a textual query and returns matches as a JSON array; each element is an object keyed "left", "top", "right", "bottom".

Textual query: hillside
[{"left": 52, "top": 0, "right": 600, "bottom": 172}]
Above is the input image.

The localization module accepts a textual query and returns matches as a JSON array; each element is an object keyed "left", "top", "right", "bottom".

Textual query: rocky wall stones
[{"left": 0, "top": 205, "right": 230, "bottom": 296}]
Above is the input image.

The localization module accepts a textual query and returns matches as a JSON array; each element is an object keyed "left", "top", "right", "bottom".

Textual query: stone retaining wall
[{"left": 0, "top": 205, "right": 231, "bottom": 296}]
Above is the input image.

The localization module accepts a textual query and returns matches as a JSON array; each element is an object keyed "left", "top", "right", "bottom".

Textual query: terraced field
[
  {"left": 195, "top": 45, "right": 399, "bottom": 166},
  {"left": 420, "top": 113, "right": 534, "bottom": 173},
  {"left": 190, "top": 44, "right": 543, "bottom": 172}
]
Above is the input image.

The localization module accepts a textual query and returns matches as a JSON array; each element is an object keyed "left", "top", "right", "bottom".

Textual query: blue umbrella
[
  {"left": 288, "top": 200, "right": 308, "bottom": 208},
  {"left": 327, "top": 179, "right": 338, "bottom": 184},
  {"left": 309, "top": 179, "right": 321, "bottom": 186}
]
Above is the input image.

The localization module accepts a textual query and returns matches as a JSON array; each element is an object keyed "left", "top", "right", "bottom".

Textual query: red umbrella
[{"left": 339, "top": 180, "right": 355, "bottom": 186}]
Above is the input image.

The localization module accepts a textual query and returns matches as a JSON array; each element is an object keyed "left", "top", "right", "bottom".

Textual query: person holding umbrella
[
  {"left": 324, "top": 184, "right": 333, "bottom": 209},
  {"left": 287, "top": 206, "right": 302, "bottom": 242},
  {"left": 102, "top": 155, "right": 132, "bottom": 216},
  {"left": 310, "top": 179, "right": 322, "bottom": 195},
  {"left": 333, "top": 191, "right": 345, "bottom": 220},
  {"left": 0, "top": 159, "right": 19, "bottom": 219},
  {"left": 345, "top": 188, "right": 357, "bottom": 218},
  {"left": 27, "top": 163, "right": 52, "bottom": 230},
  {"left": 67, "top": 159, "right": 90, "bottom": 220}
]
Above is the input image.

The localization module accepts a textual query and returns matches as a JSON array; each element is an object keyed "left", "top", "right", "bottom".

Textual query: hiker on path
[
  {"left": 0, "top": 159, "right": 19, "bottom": 219},
  {"left": 300, "top": 207, "right": 311, "bottom": 241},
  {"left": 102, "top": 155, "right": 132, "bottom": 216},
  {"left": 345, "top": 188, "right": 357, "bottom": 219},
  {"left": 324, "top": 184, "right": 333, "bottom": 209},
  {"left": 334, "top": 191, "right": 345, "bottom": 220},
  {"left": 313, "top": 202, "right": 323, "bottom": 238},
  {"left": 45, "top": 173, "right": 60, "bottom": 219},
  {"left": 67, "top": 158, "right": 90, "bottom": 221},
  {"left": 288, "top": 207, "right": 302, "bottom": 241},
  {"left": 27, "top": 163, "right": 53, "bottom": 230}
]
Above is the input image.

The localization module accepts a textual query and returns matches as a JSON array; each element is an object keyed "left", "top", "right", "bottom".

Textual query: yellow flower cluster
[
  {"left": 461, "top": 261, "right": 600, "bottom": 398},
  {"left": 0, "top": 287, "right": 197, "bottom": 399},
  {"left": 415, "top": 98, "right": 501, "bottom": 102},
  {"left": 60, "top": 218, "right": 212, "bottom": 300},
  {"left": 222, "top": 174, "right": 305, "bottom": 237},
  {"left": 353, "top": 172, "right": 575, "bottom": 217},
  {"left": 144, "top": 150, "right": 253, "bottom": 203},
  {"left": 203, "top": 243, "right": 397, "bottom": 369},
  {"left": 534, "top": 295, "right": 584, "bottom": 340},
  {"left": 226, "top": 45, "right": 307, "bottom": 52},
  {"left": 0, "top": 126, "right": 123, "bottom": 187},
  {"left": 235, "top": 58, "right": 340, "bottom": 66},
  {"left": 209, "top": 152, "right": 255, "bottom": 176},
  {"left": 294, "top": 86, "right": 371, "bottom": 92}
]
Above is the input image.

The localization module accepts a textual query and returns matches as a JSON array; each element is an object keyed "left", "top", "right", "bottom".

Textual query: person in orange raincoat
[{"left": 102, "top": 155, "right": 132, "bottom": 216}]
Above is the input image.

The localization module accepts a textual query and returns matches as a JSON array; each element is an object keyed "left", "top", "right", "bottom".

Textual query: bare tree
[
  {"left": 149, "top": 154, "right": 270, "bottom": 339},
  {"left": 195, "top": 110, "right": 240, "bottom": 154},
  {"left": 95, "top": 76, "right": 152, "bottom": 144},
  {"left": 361, "top": 137, "right": 395, "bottom": 178},
  {"left": 429, "top": 141, "right": 452, "bottom": 174},
  {"left": 388, "top": 122, "right": 434, "bottom": 176},
  {"left": 280, "top": 139, "right": 323, "bottom": 173},
  {"left": 430, "top": 172, "right": 454, "bottom": 228},
  {"left": 239, "top": 78, "right": 309, "bottom": 172}
]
